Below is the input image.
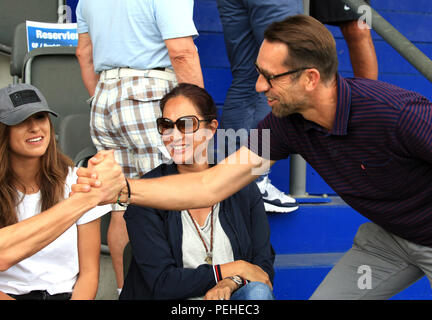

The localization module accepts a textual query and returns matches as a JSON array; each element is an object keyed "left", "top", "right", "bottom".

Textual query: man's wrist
[
  {"left": 116, "top": 178, "right": 131, "bottom": 207},
  {"left": 117, "top": 186, "right": 128, "bottom": 202}
]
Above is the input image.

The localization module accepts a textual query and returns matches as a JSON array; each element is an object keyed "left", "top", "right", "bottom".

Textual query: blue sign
[{"left": 26, "top": 21, "right": 78, "bottom": 51}]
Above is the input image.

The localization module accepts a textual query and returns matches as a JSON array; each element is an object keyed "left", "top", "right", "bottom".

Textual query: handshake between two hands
[{"left": 71, "top": 150, "right": 126, "bottom": 205}]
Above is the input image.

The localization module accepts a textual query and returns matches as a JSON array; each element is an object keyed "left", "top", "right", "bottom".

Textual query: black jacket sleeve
[{"left": 247, "top": 182, "right": 275, "bottom": 283}]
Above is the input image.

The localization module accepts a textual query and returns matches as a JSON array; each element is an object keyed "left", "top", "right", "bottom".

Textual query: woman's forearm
[
  {"left": 0, "top": 192, "right": 100, "bottom": 271},
  {"left": 0, "top": 291, "right": 14, "bottom": 300},
  {"left": 70, "top": 272, "right": 99, "bottom": 300},
  {"left": 219, "top": 260, "right": 272, "bottom": 289},
  {"left": 71, "top": 219, "right": 101, "bottom": 300}
]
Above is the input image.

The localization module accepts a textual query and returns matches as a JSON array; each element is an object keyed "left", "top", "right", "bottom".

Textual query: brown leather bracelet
[{"left": 116, "top": 178, "right": 131, "bottom": 207}]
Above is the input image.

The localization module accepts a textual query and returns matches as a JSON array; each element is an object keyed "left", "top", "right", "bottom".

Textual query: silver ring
[{"left": 219, "top": 298, "right": 224, "bottom": 300}]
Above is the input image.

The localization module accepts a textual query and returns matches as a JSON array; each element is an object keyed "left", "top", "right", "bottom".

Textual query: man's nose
[{"left": 255, "top": 74, "right": 270, "bottom": 93}]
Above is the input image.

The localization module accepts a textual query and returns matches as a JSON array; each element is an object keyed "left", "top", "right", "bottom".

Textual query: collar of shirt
[{"left": 303, "top": 73, "right": 351, "bottom": 136}]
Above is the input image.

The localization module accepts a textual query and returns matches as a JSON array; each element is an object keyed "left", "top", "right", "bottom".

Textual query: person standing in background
[
  {"left": 120, "top": 84, "right": 274, "bottom": 300},
  {"left": 309, "top": 0, "right": 378, "bottom": 79},
  {"left": 75, "top": 0, "right": 204, "bottom": 295},
  {"left": 215, "top": 0, "right": 303, "bottom": 213}
]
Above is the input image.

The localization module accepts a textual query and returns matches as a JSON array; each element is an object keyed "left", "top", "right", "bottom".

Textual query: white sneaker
[{"left": 256, "top": 176, "right": 299, "bottom": 213}]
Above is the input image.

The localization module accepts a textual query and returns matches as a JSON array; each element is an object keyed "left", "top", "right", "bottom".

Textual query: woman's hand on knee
[
  {"left": 233, "top": 261, "right": 273, "bottom": 290},
  {"left": 204, "top": 278, "right": 238, "bottom": 300}
]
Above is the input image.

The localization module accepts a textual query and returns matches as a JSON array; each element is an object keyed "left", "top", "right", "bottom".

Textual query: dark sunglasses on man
[{"left": 156, "top": 115, "right": 215, "bottom": 135}]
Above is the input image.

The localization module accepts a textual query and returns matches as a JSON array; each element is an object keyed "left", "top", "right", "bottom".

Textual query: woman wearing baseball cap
[{"left": 0, "top": 84, "right": 123, "bottom": 300}]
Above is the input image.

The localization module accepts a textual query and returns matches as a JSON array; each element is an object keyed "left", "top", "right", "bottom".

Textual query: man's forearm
[
  {"left": 128, "top": 170, "right": 218, "bottom": 210},
  {"left": 128, "top": 148, "right": 270, "bottom": 210},
  {"left": 171, "top": 50, "right": 204, "bottom": 88},
  {"left": 80, "top": 64, "right": 99, "bottom": 97},
  {"left": 72, "top": 147, "right": 270, "bottom": 210},
  {"left": 76, "top": 33, "right": 99, "bottom": 96},
  {"left": 166, "top": 36, "right": 204, "bottom": 88},
  {"left": 77, "top": 53, "right": 99, "bottom": 96}
]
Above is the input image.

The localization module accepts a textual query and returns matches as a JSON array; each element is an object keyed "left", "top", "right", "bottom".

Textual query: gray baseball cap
[{"left": 0, "top": 83, "right": 58, "bottom": 126}]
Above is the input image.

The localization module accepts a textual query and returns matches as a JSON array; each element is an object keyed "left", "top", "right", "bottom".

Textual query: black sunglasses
[
  {"left": 254, "top": 63, "right": 311, "bottom": 88},
  {"left": 156, "top": 115, "right": 214, "bottom": 135}
]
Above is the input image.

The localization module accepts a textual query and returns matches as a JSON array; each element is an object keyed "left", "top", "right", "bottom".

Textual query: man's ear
[{"left": 303, "top": 68, "right": 321, "bottom": 91}]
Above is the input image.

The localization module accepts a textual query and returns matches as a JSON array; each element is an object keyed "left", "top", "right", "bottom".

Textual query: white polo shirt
[{"left": 0, "top": 168, "right": 110, "bottom": 295}]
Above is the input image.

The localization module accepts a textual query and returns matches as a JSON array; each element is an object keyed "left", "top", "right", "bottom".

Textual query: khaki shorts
[{"left": 309, "top": 0, "right": 371, "bottom": 26}]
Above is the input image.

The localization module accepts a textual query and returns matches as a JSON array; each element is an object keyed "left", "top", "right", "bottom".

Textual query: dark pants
[
  {"left": 309, "top": 0, "right": 372, "bottom": 25},
  {"left": 216, "top": 0, "right": 303, "bottom": 154},
  {"left": 216, "top": 0, "right": 303, "bottom": 133}
]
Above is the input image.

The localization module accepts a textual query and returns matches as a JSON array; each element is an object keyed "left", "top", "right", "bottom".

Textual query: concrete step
[
  {"left": 268, "top": 199, "right": 432, "bottom": 300},
  {"left": 267, "top": 196, "right": 369, "bottom": 254},
  {"left": 273, "top": 252, "right": 343, "bottom": 300},
  {"left": 273, "top": 253, "right": 432, "bottom": 300}
]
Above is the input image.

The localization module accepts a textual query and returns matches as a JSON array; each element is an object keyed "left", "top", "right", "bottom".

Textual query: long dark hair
[{"left": 0, "top": 116, "right": 73, "bottom": 228}]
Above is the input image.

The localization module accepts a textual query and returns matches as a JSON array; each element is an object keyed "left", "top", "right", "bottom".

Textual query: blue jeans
[
  {"left": 216, "top": 0, "right": 303, "bottom": 158},
  {"left": 216, "top": 0, "right": 303, "bottom": 135},
  {"left": 231, "top": 282, "right": 275, "bottom": 300}
]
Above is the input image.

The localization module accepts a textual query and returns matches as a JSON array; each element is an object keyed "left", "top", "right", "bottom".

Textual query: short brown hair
[{"left": 264, "top": 14, "right": 338, "bottom": 82}]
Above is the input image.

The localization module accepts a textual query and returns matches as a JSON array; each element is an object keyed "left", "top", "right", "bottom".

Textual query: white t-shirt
[{"left": 0, "top": 167, "right": 110, "bottom": 295}]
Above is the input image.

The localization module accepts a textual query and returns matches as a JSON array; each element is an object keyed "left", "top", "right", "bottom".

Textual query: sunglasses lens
[
  {"left": 157, "top": 118, "right": 174, "bottom": 134},
  {"left": 157, "top": 116, "right": 201, "bottom": 134},
  {"left": 177, "top": 116, "right": 198, "bottom": 133}
]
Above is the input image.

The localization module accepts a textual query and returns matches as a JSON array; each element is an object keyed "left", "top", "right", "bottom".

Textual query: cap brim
[{"left": 0, "top": 102, "right": 58, "bottom": 126}]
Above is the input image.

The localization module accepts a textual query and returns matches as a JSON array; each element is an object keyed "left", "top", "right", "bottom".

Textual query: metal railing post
[
  {"left": 288, "top": 0, "right": 310, "bottom": 198},
  {"left": 303, "top": 0, "right": 310, "bottom": 15},
  {"left": 289, "top": 154, "right": 308, "bottom": 197}
]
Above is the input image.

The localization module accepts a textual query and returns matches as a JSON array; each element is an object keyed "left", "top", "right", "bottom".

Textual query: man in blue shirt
[
  {"left": 76, "top": 14, "right": 432, "bottom": 299},
  {"left": 75, "top": 0, "right": 203, "bottom": 295}
]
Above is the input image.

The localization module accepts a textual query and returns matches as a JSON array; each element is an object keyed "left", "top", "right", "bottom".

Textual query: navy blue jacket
[{"left": 120, "top": 163, "right": 275, "bottom": 300}]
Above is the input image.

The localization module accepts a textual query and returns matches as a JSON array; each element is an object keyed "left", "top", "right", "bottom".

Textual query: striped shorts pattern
[{"left": 91, "top": 76, "right": 176, "bottom": 209}]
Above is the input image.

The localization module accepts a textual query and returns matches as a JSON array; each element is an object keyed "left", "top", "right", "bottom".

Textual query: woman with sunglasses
[
  {"left": 120, "top": 83, "right": 275, "bottom": 300},
  {"left": 0, "top": 84, "right": 112, "bottom": 300}
]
